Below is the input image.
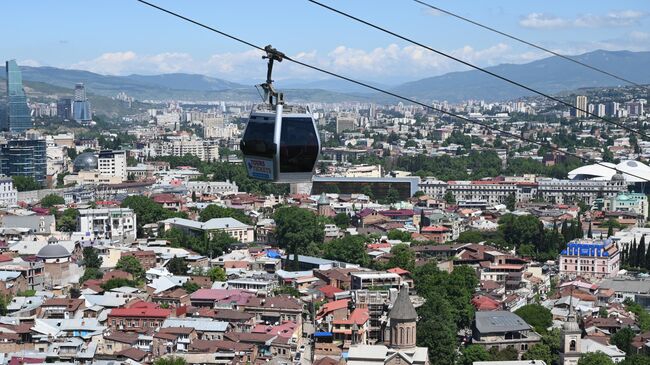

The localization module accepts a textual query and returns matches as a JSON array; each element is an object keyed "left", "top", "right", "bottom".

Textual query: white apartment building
[
  {"left": 0, "top": 177, "right": 18, "bottom": 207},
  {"left": 418, "top": 178, "right": 448, "bottom": 199},
  {"left": 98, "top": 150, "right": 127, "bottom": 182},
  {"left": 169, "top": 136, "right": 220, "bottom": 162},
  {"left": 537, "top": 178, "right": 626, "bottom": 205},
  {"left": 448, "top": 181, "right": 518, "bottom": 206},
  {"left": 78, "top": 208, "right": 137, "bottom": 243}
]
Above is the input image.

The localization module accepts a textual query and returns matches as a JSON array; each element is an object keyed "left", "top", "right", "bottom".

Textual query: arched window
[
  {"left": 400, "top": 327, "right": 404, "bottom": 344},
  {"left": 570, "top": 339, "right": 576, "bottom": 351}
]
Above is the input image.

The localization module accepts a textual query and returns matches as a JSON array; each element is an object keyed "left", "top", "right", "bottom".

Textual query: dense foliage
[{"left": 274, "top": 206, "right": 324, "bottom": 270}]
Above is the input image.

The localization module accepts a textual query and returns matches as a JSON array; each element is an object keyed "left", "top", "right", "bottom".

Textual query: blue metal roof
[{"left": 314, "top": 332, "right": 333, "bottom": 337}]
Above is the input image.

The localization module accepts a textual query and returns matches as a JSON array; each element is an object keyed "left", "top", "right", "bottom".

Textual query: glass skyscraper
[
  {"left": 0, "top": 138, "right": 47, "bottom": 186},
  {"left": 72, "top": 83, "right": 92, "bottom": 123},
  {"left": 5, "top": 60, "right": 32, "bottom": 133}
]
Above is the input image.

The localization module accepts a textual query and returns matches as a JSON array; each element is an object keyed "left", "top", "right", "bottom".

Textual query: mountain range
[{"left": 1, "top": 49, "right": 648, "bottom": 105}]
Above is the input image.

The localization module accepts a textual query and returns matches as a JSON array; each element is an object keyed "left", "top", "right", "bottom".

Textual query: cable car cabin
[{"left": 241, "top": 103, "right": 320, "bottom": 183}]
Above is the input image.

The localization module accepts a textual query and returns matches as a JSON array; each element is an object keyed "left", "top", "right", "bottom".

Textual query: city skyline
[{"left": 1, "top": 0, "right": 648, "bottom": 83}]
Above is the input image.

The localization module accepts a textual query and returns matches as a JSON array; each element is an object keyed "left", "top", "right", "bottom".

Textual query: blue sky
[{"left": 3, "top": 0, "right": 649, "bottom": 83}]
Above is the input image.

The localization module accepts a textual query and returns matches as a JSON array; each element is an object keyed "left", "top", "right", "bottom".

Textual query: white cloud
[
  {"left": 520, "top": 10, "right": 646, "bottom": 29},
  {"left": 18, "top": 59, "right": 41, "bottom": 67}
]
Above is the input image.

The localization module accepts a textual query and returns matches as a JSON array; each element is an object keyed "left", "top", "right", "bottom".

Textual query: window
[
  {"left": 570, "top": 339, "right": 576, "bottom": 351},
  {"left": 279, "top": 117, "right": 319, "bottom": 173}
]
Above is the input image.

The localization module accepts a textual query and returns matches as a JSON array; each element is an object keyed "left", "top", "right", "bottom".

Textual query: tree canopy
[
  {"left": 578, "top": 352, "right": 614, "bottom": 365},
  {"left": 115, "top": 256, "right": 145, "bottom": 281},
  {"left": 515, "top": 304, "right": 553, "bottom": 333},
  {"left": 274, "top": 206, "right": 324, "bottom": 270},
  {"left": 12, "top": 176, "right": 41, "bottom": 192},
  {"left": 323, "top": 235, "right": 370, "bottom": 267},
  {"left": 40, "top": 194, "right": 65, "bottom": 208}
]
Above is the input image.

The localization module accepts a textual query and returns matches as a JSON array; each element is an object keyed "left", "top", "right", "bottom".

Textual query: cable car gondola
[{"left": 240, "top": 45, "right": 321, "bottom": 183}]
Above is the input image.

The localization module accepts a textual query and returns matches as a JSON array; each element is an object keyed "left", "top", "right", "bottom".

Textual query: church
[{"left": 346, "top": 284, "right": 430, "bottom": 365}]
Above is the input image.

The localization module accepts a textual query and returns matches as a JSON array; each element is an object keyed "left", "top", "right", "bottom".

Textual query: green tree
[
  {"left": 207, "top": 267, "right": 226, "bottom": 282},
  {"left": 387, "top": 229, "right": 412, "bottom": 241},
  {"left": 40, "top": 194, "right": 65, "bottom": 208},
  {"left": 361, "top": 185, "right": 374, "bottom": 200},
  {"left": 323, "top": 235, "right": 370, "bottom": 266},
  {"left": 154, "top": 356, "right": 187, "bottom": 365},
  {"left": 459, "top": 345, "right": 492, "bottom": 365},
  {"left": 515, "top": 304, "right": 553, "bottom": 333},
  {"left": 444, "top": 191, "right": 456, "bottom": 204},
  {"left": 273, "top": 285, "right": 301, "bottom": 297},
  {"left": 621, "top": 355, "right": 650, "bottom": 365},
  {"left": 417, "top": 292, "right": 457, "bottom": 365},
  {"left": 167, "top": 256, "right": 188, "bottom": 275},
  {"left": 121, "top": 195, "right": 186, "bottom": 234},
  {"left": 82, "top": 247, "right": 103, "bottom": 268},
  {"left": 182, "top": 281, "right": 200, "bottom": 293},
  {"left": 387, "top": 244, "right": 415, "bottom": 272},
  {"left": 199, "top": 205, "right": 252, "bottom": 225},
  {"left": 101, "top": 277, "right": 138, "bottom": 290},
  {"left": 489, "top": 346, "right": 518, "bottom": 361},
  {"left": 607, "top": 224, "right": 614, "bottom": 238},
  {"left": 522, "top": 343, "right": 553, "bottom": 365},
  {"left": 578, "top": 352, "right": 614, "bottom": 365},
  {"left": 115, "top": 256, "right": 145, "bottom": 281},
  {"left": 79, "top": 267, "right": 102, "bottom": 283},
  {"left": 588, "top": 222, "right": 593, "bottom": 238},
  {"left": 274, "top": 206, "right": 324, "bottom": 270},
  {"left": 611, "top": 327, "right": 635, "bottom": 355},
  {"left": 505, "top": 192, "right": 516, "bottom": 211},
  {"left": 12, "top": 176, "right": 41, "bottom": 192},
  {"left": 384, "top": 186, "right": 400, "bottom": 204},
  {"left": 56, "top": 208, "right": 79, "bottom": 232},
  {"left": 333, "top": 213, "right": 350, "bottom": 229},
  {"left": 191, "top": 191, "right": 197, "bottom": 202}
]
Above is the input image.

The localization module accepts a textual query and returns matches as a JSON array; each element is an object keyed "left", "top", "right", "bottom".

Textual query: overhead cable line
[
  {"left": 134, "top": 0, "right": 650, "bottom": 183},
  {"left": 413, "top": 0, "right": 645, "bottom": 88},
  {"left": 306, "top": 0, "right": 650, "bottom": 141}
]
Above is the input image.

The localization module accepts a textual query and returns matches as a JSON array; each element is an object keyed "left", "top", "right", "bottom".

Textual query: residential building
[
  {"left": 537, "top": 178, "right": 626, "bottom": 205},
  {"left": 351, "top": 271, "right": 401, "bottom": 290},
  {"left": 5, "top": 60, "right": 32, "bottom": 132},
  {"left": 336, "top": 115, "right": 356, "bottom": 133},
  {"left": 160, "top": 217, "right": 254, "bottom": 243},
  {"left": 559, "top": 240, "right": 620, "bottom": 279},
  {"left": 575, "top": 96, "right": 587, "bottom": 118},
  {"left": 98, "top": 150, "right": 127, "bottom": 182},
  {"left": 472, "top": 311, "right": 542, "bottom": 355},
  {"left": 0, "top": 177, "right": 18, "bottom": 207},
  {"left": 447, "top": 180, "right": 517, "bottom": 206},
  {"left": 108, "top": 307, "right": 172, "bottom": 331},
  {"left": 78, "top": 208, "right": 137, "bottom": 243}
]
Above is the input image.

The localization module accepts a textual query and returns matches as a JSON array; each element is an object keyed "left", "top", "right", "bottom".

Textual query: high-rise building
[
  {"left": 5, "top": 60, "right": 32, "bottom": 132},
  {"left": 574, "top": 96, "right": 587, "bottom": 118},
  {"left": 72, "top": 83, "right": 92, "bottom": 123},
  {"left": 596, "top": 103, "right": 606, "bottom": 117},
  {"left": 0, "top": 138, "right": 47, "bottom": 186},
  {"left": 98, "top": 150, "right": 127, "bottom": 182},
  {"left": 336, "top": 115, "right": 357, "bottom": 133},
  {"left": 57, "top": 98, "right": 72, "bottom": 120},
  {"left": 606, "top": 101, "right": 620, "bottom": 117}
]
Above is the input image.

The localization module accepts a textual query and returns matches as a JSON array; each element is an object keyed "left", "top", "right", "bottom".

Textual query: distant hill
[
  {"left": 389, "top": 50, "right": 650, "bottom": 102},
  {"left": 0, "top": 65, "right": 370, "bottom": 103},
  {"left": 1, "top": 50, "right": 648, "bottom": 103}
]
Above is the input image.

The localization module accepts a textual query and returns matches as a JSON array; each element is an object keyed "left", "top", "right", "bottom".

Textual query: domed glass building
[{"left": 73, "top": 152, "right": 98, "bottom": 172}]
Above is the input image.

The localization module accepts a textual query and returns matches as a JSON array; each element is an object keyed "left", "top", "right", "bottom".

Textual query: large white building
[
  {"left": 537, "top": 178, "right": 626, "bottom": 205},
  {"left": 78, "top": 208, "right": 137, "bottom": 243},
  {"left": 0, "top": 177, "right": 17, "bottom": 207},
  {"left": 98, "top": 150, "right": 127, "bottom": 182},
  {"left": 185, "top": 181, "right": 239, "bottom": 197}
]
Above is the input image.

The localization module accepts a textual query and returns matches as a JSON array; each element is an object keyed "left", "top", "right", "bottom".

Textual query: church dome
[
  {"left": 36, "top": 243, "right": 70, "bottom": 259},
  {"left": 73, "top": 152, "right": 98, "bottom": 172}
]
